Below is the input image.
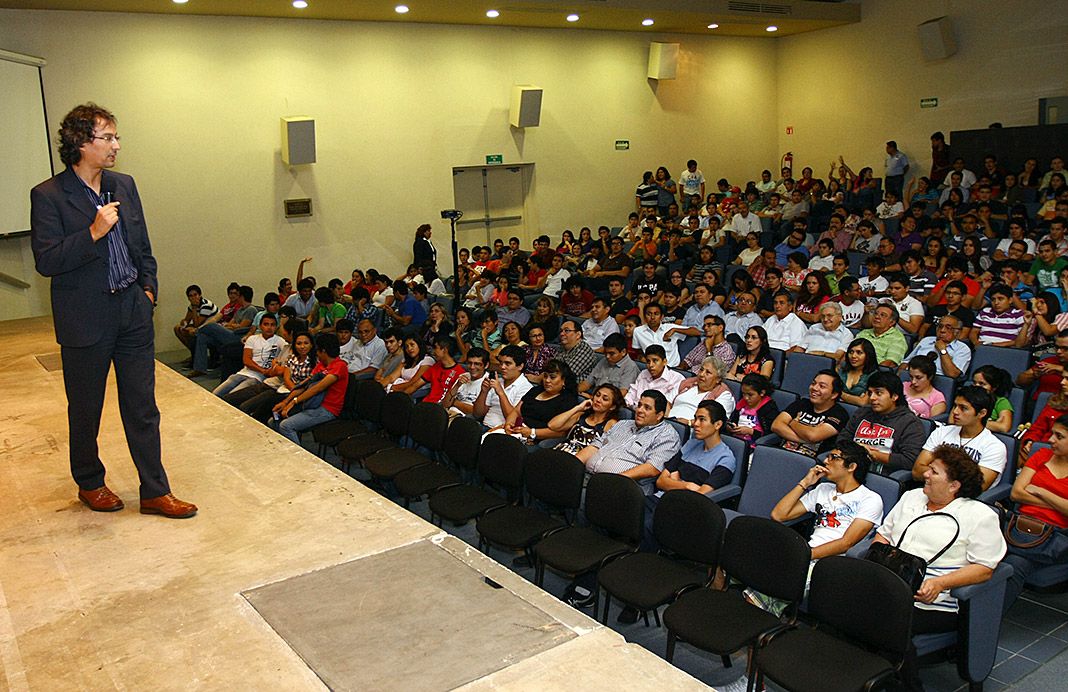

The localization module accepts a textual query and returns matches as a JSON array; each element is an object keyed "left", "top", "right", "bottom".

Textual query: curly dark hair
[
  {"left": 931, "top": 444, "right": 984, "bottom": 499},
  {"left": 58, "top": 103, "right": 116, "bottom": 167}
]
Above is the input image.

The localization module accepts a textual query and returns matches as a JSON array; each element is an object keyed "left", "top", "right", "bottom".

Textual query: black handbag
[{"left": 864, "top": 512, "right": 960, "bottom": 593}]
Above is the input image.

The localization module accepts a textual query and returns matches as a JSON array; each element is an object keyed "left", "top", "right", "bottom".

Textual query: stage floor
[{"left": 0, "top": 316, "right": 706, "bottom": 691}]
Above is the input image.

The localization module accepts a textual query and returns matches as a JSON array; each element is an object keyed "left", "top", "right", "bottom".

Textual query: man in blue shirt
[{"left": 383, "top": 279, "right": 427, "bottom": 335}]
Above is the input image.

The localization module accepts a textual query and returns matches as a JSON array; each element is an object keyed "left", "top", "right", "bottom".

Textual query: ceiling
[{"left": 0, "top": 0, "right": 861, "bottom": 37}]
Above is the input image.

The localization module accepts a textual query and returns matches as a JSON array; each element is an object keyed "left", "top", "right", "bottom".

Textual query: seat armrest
[
  {"left": 705, "top": 484, "right": 741, "bottom": 505},
  {"left": 754, "top": 433, "right": 781, "bottom": 448}
]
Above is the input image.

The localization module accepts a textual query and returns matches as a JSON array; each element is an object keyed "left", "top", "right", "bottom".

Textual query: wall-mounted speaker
[
  {"left": 918, "top": 16, "right": 957, "bottom": 61},
  {"left": 647, "top": 42, "right": 679, "bottom": 80},
  {"left": 509, "top": 86, "right": 542, "bottom": 128},
  {"left": 281, "top": 116, "right": 316, "bottom": 166}
]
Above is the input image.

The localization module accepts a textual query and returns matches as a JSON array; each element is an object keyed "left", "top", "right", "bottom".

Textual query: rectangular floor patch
[
  {"left": 243, "top": 540, "right": 575, "bottom": 691},
  {"left": 34, "top": 353, "right": 62, "bottom": 371}
]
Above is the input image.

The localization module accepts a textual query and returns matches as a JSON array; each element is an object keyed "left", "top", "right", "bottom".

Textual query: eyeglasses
[
  {"left": 559, "top": 328, "right": 580, "bottom": 334},
  {"left": 92, "top": 134, "right": 121, "bottom": 143},
  {"left": 825, "top": 452, "right": 844, "bottom": 463}
]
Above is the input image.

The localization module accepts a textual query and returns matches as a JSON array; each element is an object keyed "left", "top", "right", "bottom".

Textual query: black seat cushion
[
  {"left": 756, "top": 627, "right": 895, "bottom": 692},
  {"left": 364, "top": 449, "right": 433, "bottom": 480},
  {"left": 429, "top": 485, "right": 509, "bottom": 524},
  {"left": 337, "top": 435, "right": 397, "bottom": 462},
  {"left": 597, "top": 553, "right": 706, "bottom": 611},
  {"left": 477, "top": 506, "right": 565, "bottom": 550},
  {"left": 394, "top": 463, "right": 461, "bottom": 499},
  {"left": 534, "top": 527, "right": 632, "bottom": 575},
  {"left": 664, "top": 588, "right": 783, "bottom": 654},
  {"left": 311, "top": 419, "right": 367, "bottom": 445}
]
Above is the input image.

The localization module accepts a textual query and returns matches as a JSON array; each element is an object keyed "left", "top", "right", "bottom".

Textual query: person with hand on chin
[{"left": 31, "top": 103, "right": 196, "bottom": 518}]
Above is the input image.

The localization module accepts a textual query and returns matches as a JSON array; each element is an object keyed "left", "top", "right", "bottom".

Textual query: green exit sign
[
  {"left": 615, "top": 140, "right": 630, "bottom": 151},
  {"left": 486, "top": 154, "right": 503, "bottom": 164},
  {"left": 920, "top": 97, "right": 939, "bottom": 109}
]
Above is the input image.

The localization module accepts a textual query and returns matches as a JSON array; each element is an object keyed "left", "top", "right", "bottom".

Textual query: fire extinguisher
[{"left": 781, "top": 151, "right": 793, "bottom": 176}]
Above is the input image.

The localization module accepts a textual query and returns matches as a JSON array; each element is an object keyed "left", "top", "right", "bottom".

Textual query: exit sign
[
  {"left": 615, "top": 140, "right": 630, "bottom": 151},
  {"left": 920, "top": 97, "right": 939, "bottom": 109},
  {"left": 486, "top": 154, "right": 503, "bottom": 164}
]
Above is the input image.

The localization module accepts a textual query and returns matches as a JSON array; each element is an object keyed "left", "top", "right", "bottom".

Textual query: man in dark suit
[{"left": 30, "top": 103, "right": 196, "bottom": 518}]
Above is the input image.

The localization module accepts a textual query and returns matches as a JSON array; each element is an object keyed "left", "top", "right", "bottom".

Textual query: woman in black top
[
  {"left": 501, "top": 360, "right": 579, "bottom": 444},
  {"left": 412, "top": 223, "right": 436, "bottom": 271},
  {"left": 549, "top": 384, "right": 623, "bottom": 455}
]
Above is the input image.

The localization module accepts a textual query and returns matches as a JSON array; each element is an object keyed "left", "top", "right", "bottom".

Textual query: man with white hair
[{"left": 798, "top": 302, "right": 853, "bottom": 361}]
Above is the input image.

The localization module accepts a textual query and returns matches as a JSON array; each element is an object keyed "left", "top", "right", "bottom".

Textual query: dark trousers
[
  {"left": 886, "top": 174, "right": 905, "bottom": 200},
  {"left": 60, "top": 286, "right": 170, "bottom": 500}
]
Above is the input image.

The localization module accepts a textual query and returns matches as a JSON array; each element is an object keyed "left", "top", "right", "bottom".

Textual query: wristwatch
[
  {"left": 528, "top": 428, "right": 537, "bottom": 441},
  {"left": 939, "top": 348, "right": 949, "bottom": 356}
]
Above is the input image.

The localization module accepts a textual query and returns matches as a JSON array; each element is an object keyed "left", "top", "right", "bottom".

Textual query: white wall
[
  {"left": 0, "top": 9, "right": 779, "bottom": 344},
  {"left": 775, "top": 0, "right": 1067, "bottom": 186}
]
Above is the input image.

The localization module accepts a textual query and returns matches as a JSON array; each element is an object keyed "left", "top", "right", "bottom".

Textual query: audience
[{"left": 176, "top": 146, "right": 1068, "bottom": 672}]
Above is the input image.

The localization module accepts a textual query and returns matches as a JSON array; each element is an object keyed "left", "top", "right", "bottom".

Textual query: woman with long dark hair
[
  {"left": 550, "top": 384, "right": 623, "bottom": 455},
  {"left": 726, "top": 326, "right": 774, "bottom": 382},
  {"left": 838, "top": 338, "right": 878, "bottom": 406}
]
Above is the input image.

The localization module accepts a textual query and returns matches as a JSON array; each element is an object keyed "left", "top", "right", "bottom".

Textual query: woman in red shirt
[{"left": 1003, "top": 413, "right": 1068, "bottom": 611}]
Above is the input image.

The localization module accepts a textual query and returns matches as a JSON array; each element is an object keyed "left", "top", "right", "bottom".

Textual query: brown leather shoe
[
  {"left": 78, "top": 486, "right": 125, "bottom": 512},
  {"left": 140, "top": 493, "right": 198, "bottom": 519}
]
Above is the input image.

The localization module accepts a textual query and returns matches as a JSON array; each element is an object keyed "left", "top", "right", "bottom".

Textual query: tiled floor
[{"left": 166, "top": 353, "right": 1068, "bottom": 691}]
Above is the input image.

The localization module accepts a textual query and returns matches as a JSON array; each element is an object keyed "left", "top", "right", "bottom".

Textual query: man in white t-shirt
[
  {"left": 772, "top": 441, "right": 884, "bottom": 558},
  {"left": 912, "top": 386, "right": 1006, "bottom": 491},
  {"left": 445, "top": 347, "right": 489, "bottom": 417},
  {"left": 213, "top": 312, "right": 286, "bottom": 399},
  {"left": 678, "top": 159, "right": 705, "bottom": 211},
  {"left": 834, "top": 278, "right": 866, "bottom": 329},
  {"left": 882, "top": 273, "right": 925, "bottom": 335},
  {"left": 473, "top": 344, "right": 533, "bottom": 428},
  {"left": 632, "top": 302, "right": 685, "bottom": 367}
]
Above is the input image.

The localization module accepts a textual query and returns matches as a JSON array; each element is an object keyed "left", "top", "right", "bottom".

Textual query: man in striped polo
[{"left": 970, "top": 283, "right": 1028, "bottom": 348}]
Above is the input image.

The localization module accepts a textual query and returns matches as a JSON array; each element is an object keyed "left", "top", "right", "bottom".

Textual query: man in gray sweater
[{"left": 836, "top": 370, "right": 926, "bottom": 474}]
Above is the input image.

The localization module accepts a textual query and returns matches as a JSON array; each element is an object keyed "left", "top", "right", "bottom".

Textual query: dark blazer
[
  {"left": 31, "top": 168, "right": 158, "bottom": 347},
  {"left": 413, "top": 236, "right": 437, "bottom": 269}
]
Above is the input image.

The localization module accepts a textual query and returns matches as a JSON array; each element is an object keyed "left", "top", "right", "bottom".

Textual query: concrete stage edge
[{"left": 0, "top": 316, "right": 707, "bottom": 691}]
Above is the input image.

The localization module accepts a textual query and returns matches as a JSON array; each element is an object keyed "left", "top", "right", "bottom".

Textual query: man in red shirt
[
  {"left": 422, "top": 335, "right": 466, "bottom": 405},
  {"left": 272, "top": 333, "right": 349, "bottom": 444}
]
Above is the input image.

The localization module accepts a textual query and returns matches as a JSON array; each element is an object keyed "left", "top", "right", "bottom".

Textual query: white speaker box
[
  {"left": 509, "top": 86, "right": 542, "bottom": 128},
  {"left": 647, "top": 42, "right": 679, "bottom": 80},
  {"left": 918, "top": 16, "right": 957, "bottom": 61},
  {"left": 281, "top": 117, "right": 316, "bottom": 166}
]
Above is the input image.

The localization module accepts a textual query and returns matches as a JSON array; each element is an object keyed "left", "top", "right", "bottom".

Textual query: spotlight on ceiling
[
  {"left": 642, "top": 18, "right": 654, "bottom": 26},
  {"left": 766, "top": 25, "right": 778, "bottom": 32},
  {"left": 566, "top": 14, "right": 579, "bottom": 22},
  {"left": 486, "top": 9, "right": 499, "bottom": 18},
  {"left": 707, "top": 23, "right": 719, "bottom": 30},
  {"left": 395, "top": 5, "right": 410, "bottom": 14}
]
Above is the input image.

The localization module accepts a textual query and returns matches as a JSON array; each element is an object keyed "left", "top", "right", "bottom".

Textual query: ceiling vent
[{"left": 727, "top": 2, "right": 793, "bottom": 15}]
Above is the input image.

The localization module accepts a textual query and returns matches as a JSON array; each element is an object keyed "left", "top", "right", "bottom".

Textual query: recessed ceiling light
[
  {"left": 766, "top": 25, "right": 778, "bottom": 32},
  {"left": 172, "top": 0, "right": 188, "bottom": 4},
  {"left": 292, "top": 0, "right": 307, "bottom": 7},
  {"left": 486, "top": 9, "right": 499, "bottom": 18},
  {"left": 566, "top": 14, "right": 579, "bottom": 22},
  {"left": 707, "top": 23, "right": 719, "bottom": 29},
  {"left": 395, "top": 5, "right": 409, "bottom": 13},
  {"left": 642, "top": 18, "right": 654, "bottom": 26}
]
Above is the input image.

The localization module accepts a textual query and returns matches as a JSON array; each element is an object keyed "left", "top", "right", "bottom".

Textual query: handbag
[
  {"left": 1001, "top": 509, "right": 1055, "bottom": 550},
  {"left": 864, "top": 512, "right": 960, "bottom": 593}
]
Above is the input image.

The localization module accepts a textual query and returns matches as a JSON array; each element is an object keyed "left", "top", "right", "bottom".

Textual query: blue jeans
[
  {"left": 194, "top": 322, "right": 242, "bottom": 372},
  {"left": 272, "top": 406, "right": 336, "bottom": 444},
  {"left": 213, "top": 373, "right": 258, "bottom": 399}
]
